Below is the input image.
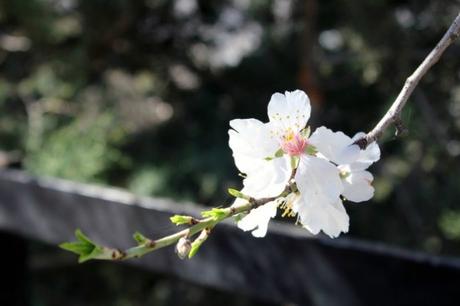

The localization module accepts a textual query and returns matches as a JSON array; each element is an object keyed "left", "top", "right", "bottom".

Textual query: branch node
[
  {"left": 353, "top": 137, "right": 368, "bottom": 150},
  {"left": 111, "top": 249, "right": 126, "bottom": 260},
  {"left": 393, "top": 117, "right": 408, "bottom": 137}
]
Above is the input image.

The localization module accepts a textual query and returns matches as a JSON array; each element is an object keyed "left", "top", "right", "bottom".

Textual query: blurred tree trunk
[{"left": 299, "top": 0, "right": 323, "bottom": 107}]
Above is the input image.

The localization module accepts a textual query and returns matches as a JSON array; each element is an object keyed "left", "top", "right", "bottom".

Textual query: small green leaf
[
  {"left": 170, "top": 215, "right": 194, "bottom": 225},
  {"left": 228, "top": 188, "right": 250, "bottom": 200},
  {"left": 188, "top": 229, "right": 210, "bottom": 258},
  {"left": 75, "top": 229, "right": 93, "bottom": 244},
  {"left": 78, "top": 246, "right": 104, "bottom": 263},
  {"left": 201, "top": 208, "right": 227, "bottom": 220},
  {"left": 59, "top": 229, "right": 104, "bottom": 263},
  {"left": 133, "top": 231, "right": 149, "bottom": 244},
  {"left": 59, "top": 241, "right": 93, "bottom": 255}
]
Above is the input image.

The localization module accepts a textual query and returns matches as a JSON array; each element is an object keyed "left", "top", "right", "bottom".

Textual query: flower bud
[{"left": 175, "top": 237, "right": 192, "bottom": 260}]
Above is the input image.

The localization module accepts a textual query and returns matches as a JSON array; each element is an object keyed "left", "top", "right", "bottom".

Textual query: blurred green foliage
[
  {"left": 1, "top": 0, "right": 460, "bottom": 251},
  {"left": 1, "top": 0, "right": 460, "bottom": 303}
]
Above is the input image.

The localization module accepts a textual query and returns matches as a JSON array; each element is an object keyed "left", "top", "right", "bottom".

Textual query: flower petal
[
  {"left": 267, "top": 90, "right": 311, "bottom": 135},
  {"left": 309, "top": 127, "right": 360, "bottom": 165},
  {"left": 295, "top": 155, "right": 344, "bottom": 203},
  {"left": 352, "top": 132, "right": 381, "bottom": 165},
  {"left": 237, "top": 199, "right": 278, "bottom": 238},
  {"left": 341, "top": 169, "right": 374, "bottom": 202},
  {"left": 229, "top": 118, "right": 278, "bottom": 174},
  {"left": 242, "top": 156, "right": 291, "bottom": 198},
  {"left": 294, "top": 196, "right": 349, "bottom": 238}
]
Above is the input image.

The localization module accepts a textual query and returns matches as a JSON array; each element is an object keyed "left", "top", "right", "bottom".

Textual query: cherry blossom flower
[
  {"left": 309, "top": 127, "right": 380, "bottom": 202},
  {"left": 228, "top": 90, "right": 351, "bottom": 238}
]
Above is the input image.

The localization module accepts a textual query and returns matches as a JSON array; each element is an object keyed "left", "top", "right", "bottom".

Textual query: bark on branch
[{"left": 356, "top": 12, "right": 460, "bottom": 149}]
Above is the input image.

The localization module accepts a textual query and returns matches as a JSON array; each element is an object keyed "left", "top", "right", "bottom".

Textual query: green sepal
[
  {"left": 228, "top": 188, "right": 250, "bottom": 200},
  {"left": 170, "top": 215, "right": 193, "bottom": 225},
  {"left": 59, "top": 229, "right": 104, "bottom": 263},
  {"left": 290, "top": 156, "right": 300, "bottom": 169},
  {"left": 305, "top": 144, "right": 318, "bottom": 155},
  {"left": 264, "top": 148, "right": 284, "bottom": 161},
  {"left": 301, "top": 126, "right": 311, "bottom": 138},
  {"left": 274, "top": 148, "right": 284, "bottom": 158},
  {"left": 201, "top": 208, "right": 227, "bottom": 220}
]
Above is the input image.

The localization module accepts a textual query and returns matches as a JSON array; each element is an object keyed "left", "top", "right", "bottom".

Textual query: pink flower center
[{"left": 280, "top": 131, "right": 307, "bottom": 156}]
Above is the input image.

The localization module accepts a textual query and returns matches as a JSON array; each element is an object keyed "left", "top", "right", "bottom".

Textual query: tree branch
[
  {"left": 61, "top": 184, "right": 292, "bottom": 262},
  {"left": 355, "top": 12, "right": 460, "bottom": 149}
]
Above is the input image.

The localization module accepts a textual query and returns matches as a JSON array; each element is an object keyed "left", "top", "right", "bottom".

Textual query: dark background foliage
[{"left": 1, "top": 0, "right": 460, "bottom": 304}]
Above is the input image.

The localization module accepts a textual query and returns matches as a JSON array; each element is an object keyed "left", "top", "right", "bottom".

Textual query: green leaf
[
  {"left": 201, "top": 208, "right": 227, "bottom": 220},
  {"left": 133, "top": 231, "right": 149, "bottom": 244},
  {"left": 59, "top": 241, "right": 93, "bottom": 255},
  {"left": 59, "top": 229, "right": 104, "bottom": 263},
  {"left": 78, "top": 246, "right": 105, "bottom": 263},
  {"left": 227, "top": 188, "right": 250, "bottom": 200},
  {"left": 188, "top": 229, "right": 210, "bottom": 258},
  {"left": 170, "top": 215, "right": 193, "bottom": 225},
  {"left": 75, "top": 228, "right": 93, "bottom": 244}
]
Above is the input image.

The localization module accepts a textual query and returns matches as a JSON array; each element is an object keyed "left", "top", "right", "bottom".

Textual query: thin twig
[
  {"left": 355, "top": 12, "right": 460, "bottom": 149},
  {"left": 89, "top": 185, "right": 291, "bottom": 261}
]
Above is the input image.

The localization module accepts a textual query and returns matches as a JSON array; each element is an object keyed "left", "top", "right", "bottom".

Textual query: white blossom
[
  {"left": 229, "top": 90, "right": 354, "bottom": 238},
  {"left": 309, "top": 127, "right": 380, "bottom": 202},
  {"left": 228, "top": 89, "right": 381, "bottom": 239}
]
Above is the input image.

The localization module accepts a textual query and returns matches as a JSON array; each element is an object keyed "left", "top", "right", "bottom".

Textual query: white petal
[
  {"left": 242, "top": 155, "right": 291, "bottom": 198},
  {"left": 237, "top": 200, "right": 278, "bottom": 238},
  {"left": 341, "top": 170, "right": 374, "bottom": 202},
  {"left": 228, "top": 118, "right": 278, "bottom": 174},
  {"left": 294, "top": 196, "right": 349, "bottom": 238},
  {"left": 309, "top": 127, "right": 360, "bottom": 165},
  {"left": 295, "top": 155, "right": 343, "bottom": 203},
  {"left": 352, "top": 132, "right": 381, "bottom": 165},
  {"left": 267, "top": 90, "right": 311, "bottom": 134}
]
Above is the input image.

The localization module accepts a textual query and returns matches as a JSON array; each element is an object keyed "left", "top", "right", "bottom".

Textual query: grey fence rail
[{"left": 0, "top": 169, "right": 459, "bottom": 306}]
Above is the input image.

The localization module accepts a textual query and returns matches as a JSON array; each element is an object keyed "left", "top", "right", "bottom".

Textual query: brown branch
[{"left": 356, "top": 12, "right": 460, "bottom": 149}]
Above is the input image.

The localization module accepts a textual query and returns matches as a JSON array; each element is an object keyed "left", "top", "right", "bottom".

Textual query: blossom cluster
[{"left": 228, "top": 90, "right": 380, "bottom": 238}]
